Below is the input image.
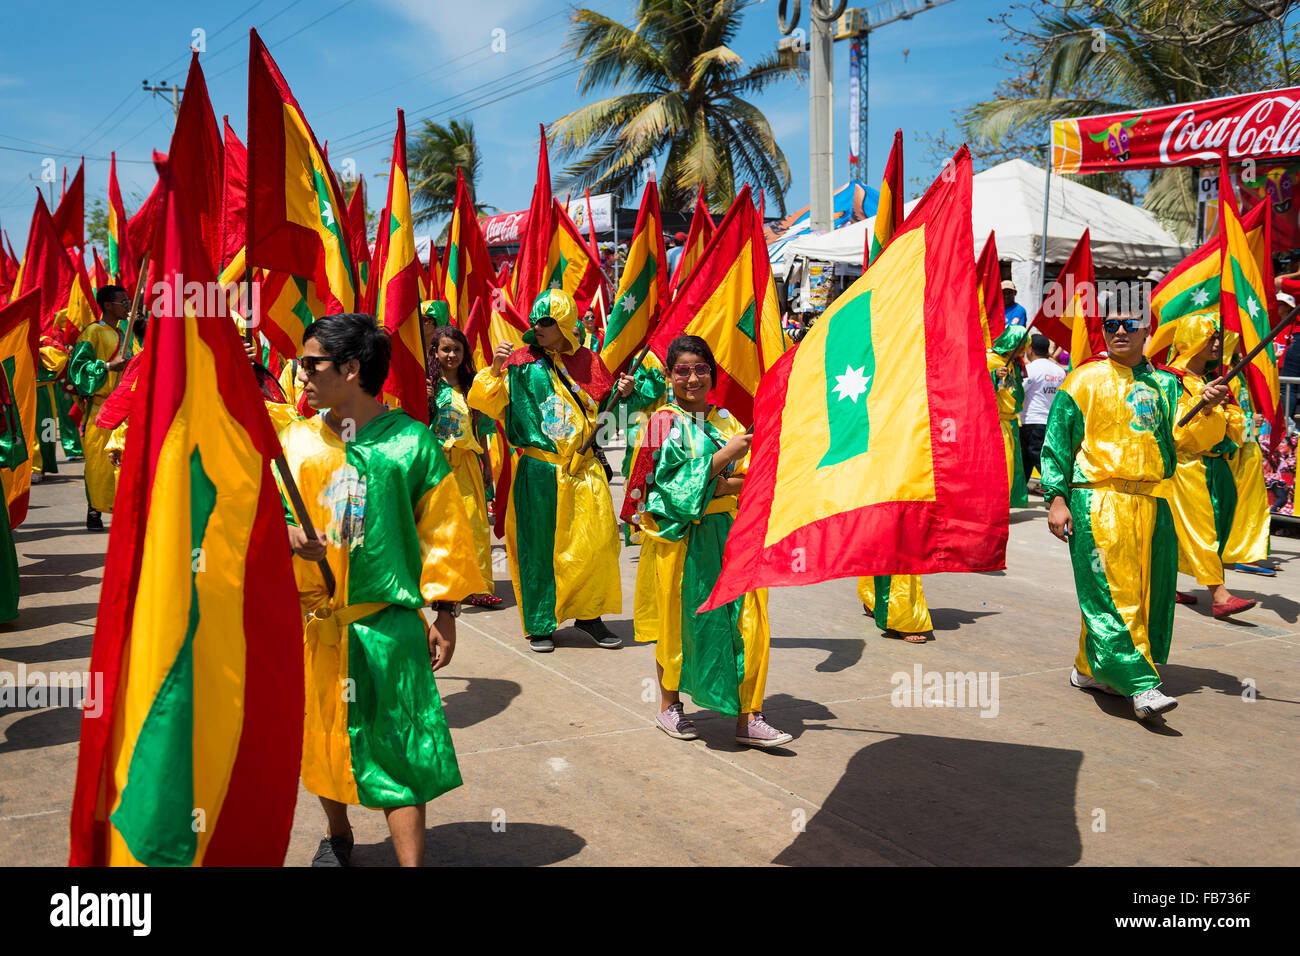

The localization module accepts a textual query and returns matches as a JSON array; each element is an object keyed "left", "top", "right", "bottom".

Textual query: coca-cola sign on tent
[{"left": 1053, "top": 87, "right": 1300, "bottom": 175}]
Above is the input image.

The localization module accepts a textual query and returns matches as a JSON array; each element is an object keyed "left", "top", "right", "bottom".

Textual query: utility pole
[
  {"left": 142, "top": 80, "right": 184, "bottom": 121},
  {"left": 780, "top": 0, "right": 957, "bottom": 230}
]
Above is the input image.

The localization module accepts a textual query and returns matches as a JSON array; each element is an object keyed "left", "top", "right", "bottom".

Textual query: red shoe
[
  {"left": 467, "top": 593, "right": 503, "bottom": 608},
  {"left": 1212, "top": 596, "right": 1257, "bottom": 618},
  {"left": 1175, "top": 591, "right": 1197, "bottom": 605}
]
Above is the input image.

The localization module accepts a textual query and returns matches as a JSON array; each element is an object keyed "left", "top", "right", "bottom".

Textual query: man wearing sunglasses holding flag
[{"left": 1040, "top": 296, "right": 1231, "bottom": 720}]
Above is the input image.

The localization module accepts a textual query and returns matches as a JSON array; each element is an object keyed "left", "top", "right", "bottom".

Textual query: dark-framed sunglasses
[
  {"left": 671, "top": 362, "right": 712, "bottom": 379},
  {"left": 300, "top": 355, "right": 340, "bottom": 376},
  {"left": 1102, "top": 318, "right": 1147, "bottom": 334}
]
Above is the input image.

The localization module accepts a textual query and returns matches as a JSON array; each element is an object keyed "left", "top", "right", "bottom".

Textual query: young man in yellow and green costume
[
  {"left": 623, "top": 334, "right": 791, "bottom": 748},
  {"left": 67, "top": 284, "right": 131, "bottom": 529},
  {"left": 1042, "top": 306, "right": 1231, "bottom": 719},
  {"left": 1160, "top": 313, "right": 1255, "bottom": 617},
  {"left": 469, "top": 289, "right": 634, "bottom": 653},
  {"left": 280, "top": 312, "right": 487, "bottom": 867}
]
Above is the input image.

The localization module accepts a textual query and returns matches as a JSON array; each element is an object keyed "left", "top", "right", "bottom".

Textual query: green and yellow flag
[
  {"left": 703, "top": 148, "right": 1007, "bottom": 609},
  {"left": 648, "top": 184, "right": 788, "bottom": 426},
  {"left": 1220, "top": 154, "right": 1280, "bottom": 422},
  {"left": 70, "top": 151, "right": 303, "bottom": 867},
  {"left": 600, "top": 180, "right": 668, "bottom": 374},
  {"left": 866, "top": 129, "right": 904, "bottom": 266},
  {"left": 246, "top": 28, "right": 356, "bottom": 317}
]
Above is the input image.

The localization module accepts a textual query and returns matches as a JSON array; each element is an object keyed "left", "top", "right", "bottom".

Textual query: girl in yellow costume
[
  {"left": 1162, "top": 314, "right": 1254, "bottom": 617},
  {"left": 623, "top": 335, "right": 792, "bottom": 748},
  {"left": 469, "top": 290, "right": 634, "bottom": 652},
  {"left": 428, "top": 324, "right": 500, "bottom": 607},
  {"left": 1220, "top": 332, "right": 1272, "bottom": 570},
  {"left": 68, "top": 286, "right": 131, "bottom": 527}
]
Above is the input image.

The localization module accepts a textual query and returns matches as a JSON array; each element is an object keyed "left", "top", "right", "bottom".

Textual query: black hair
[
  {"left": 302, "top": 313, "right": 392, "bottom": 396},
  {"left": 666, "top": 334, "right": 717, "bottom": 383},
  {"left": 96, "top": 284, "right": 128, "bottom": 310},
  {"left": 430, "top": 325, "right": 475, "bottom": 393},
  {"left": 1030, "top": 333, "right": 1050, "bottom": 356}
]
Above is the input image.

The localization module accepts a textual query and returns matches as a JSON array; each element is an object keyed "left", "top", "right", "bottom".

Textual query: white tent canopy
[{"left": 781, "top": 158, "right": 1191, "bottom": 314}]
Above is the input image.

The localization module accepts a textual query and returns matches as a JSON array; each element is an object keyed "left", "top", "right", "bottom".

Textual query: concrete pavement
[{"left": 2, "top": 449, "right": 1298, "bottom": 866}]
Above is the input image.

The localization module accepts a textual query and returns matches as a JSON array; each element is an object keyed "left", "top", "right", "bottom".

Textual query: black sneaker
[
  {"left": 575, "top": 618, "right": 622, "bottom": 649},
  {"left": 86, "top": 509, "right": 103, "bottom": 531},
  {"left": 311, "top": 834, "right": 353, "bottom": 867},
  {"left": 528, "top": 634, "right": 555, "bottom": 653}
]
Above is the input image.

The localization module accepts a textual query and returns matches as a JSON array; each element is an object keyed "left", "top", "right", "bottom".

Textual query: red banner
[
  {"left": 1053, "top": 87, "right": 1300, "bottom": 175},
  {"left": 479, "top": 209, "right": 528, "bottom": 246}
]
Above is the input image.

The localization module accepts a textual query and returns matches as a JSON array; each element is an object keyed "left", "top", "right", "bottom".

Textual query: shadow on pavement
[
  {"left": 773, "top": 732, "right": 1084, "bottom": 866},
  {"left": 1159, "top": 662, "right": 1299, "bottom": 705},
  {"left": 437, "top": 676, "right": 522, "bottom": 730},
  {"left": 770, "top": 636, "right": 865, "bottom": 673},
  {"left": 689, "top": 693, "right": 835, "bottom": 754},
  {"left": 16, "top": 553, "right": 106, "bottom": 577},
  {"left": 0, "top": 704, "right": 84, "bottom": 753},
  {"left": 350, "top": 821, "right": 586, "bottom": 867},
  {"left": 0, "top": 632, "right": 95, "bottom": 664},
  {"left": 928, "top": 607, "right": 999, "bottom": 632}
]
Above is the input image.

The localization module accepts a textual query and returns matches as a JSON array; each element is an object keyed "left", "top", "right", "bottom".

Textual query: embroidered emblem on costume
[
  {"left": 540, "top": 393, "right": 575, "bottom": 441},
  {"left": 318, "top": 464, "right": 367, "bottom": 549},
  {"left": 1125, "top": 383, "right": 1160, "bottom": 433},
  {"left": 435, "top": 402, "right": 464, "bottom": 443}
]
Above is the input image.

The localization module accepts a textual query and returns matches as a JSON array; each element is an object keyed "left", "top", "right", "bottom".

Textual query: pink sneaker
[
  {"left": 736, "top": 713, "right": 793, "bottom": 749},
  {"left": 656, "top": 703, "right": 698, "bottom": 740}
]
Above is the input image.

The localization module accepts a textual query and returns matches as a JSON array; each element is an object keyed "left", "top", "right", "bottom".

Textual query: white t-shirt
[{"left": 1022, "top": 357, "right": 1066, "bottom": 426}]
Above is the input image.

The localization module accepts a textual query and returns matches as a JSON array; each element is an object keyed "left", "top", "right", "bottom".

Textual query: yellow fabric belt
[
  {"left": 305, "top": 601, "right": 389, "bottom": 647},
  {"left": 1071, "top": 478, "right": 1160, "bottom": 496},
  {"left": 700, "top": 496, "right": 736, "bottom": 519},
  {"left": 519, "top": 444, "right": 592, "bottom": 476}
]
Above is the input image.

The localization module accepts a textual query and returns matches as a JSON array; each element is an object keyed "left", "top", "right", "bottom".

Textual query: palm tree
[
  {"left": 963, "top": 0, "right": 1298, "bottom": 240},
  {"left": 550, "top": 0, "right": 803, "bottom": 214},
  {"left": 408, "top": 118, "right": 495, "bottom": 228}
]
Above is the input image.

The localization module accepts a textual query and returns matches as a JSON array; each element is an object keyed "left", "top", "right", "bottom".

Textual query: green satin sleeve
[
  {"left": 646, "top": 417, "right": 716, "bottom": 540},
  {"left": 609, "top": 362, "right": 666, "bottom": 421},
  {"left": 68, "top": 340, "right": 108, "bottom": 397},
  {"left": 1039, "top": 388, "right": 1083, "bottom": 503}
]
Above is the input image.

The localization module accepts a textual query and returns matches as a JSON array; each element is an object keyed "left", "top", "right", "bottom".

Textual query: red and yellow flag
[
  {"left": 51, "top": 158, "right": 84, "bottom": 251},
  {"left": 511, "top": 124, "right": 555, "bottom": 312},
  {"left": 547, "top": 200, "right": 606, "bottom": 320},
  {"left": 671, "top": 185, "right": 715, "bottom": 297},
  {"left": 975, "top": 230, "right": 1006, "bottom": 350},
  {"left": 443, "top": 167, "right": 494, "bottom": 327},
  {"left": 1220, "top": 154, "right": 1280, "bottom": 423},
  {"left": 1031, "top": 230, "right": 1101, "bottom": 363},
  {"left": 865, "top": 129, "right": 904, "bottom": 267},
  {"left": 108, "top": 152, "right": 129, "bottom": 283},
  {"left": 220, "top": 116, "right": 248, "bottom": 273},
  {"left": 92, "top": 246, "right": 110, "bottom": 291},
  {"left": 246, "top": 28, "right": 356, "bottom": 316},
  {"left": 374, "top": 110, "right": 427, "bottom": 423},
  {"left": 600, "top": 180, "right": 668, "bottom": 374},
  {"left": 12, "top": 192, "right": 75, "bottom": 338},
  {"left": 648, "top": 184, "right": 788, "bottom": 426},
  {"left": 345, "top": 175, "right": 370, "bottom": 303},
  {"left": 69, "top": 151, "right": 303, "bottom": 867},
  {"left": 0, "top": 289, "right": 40, "bottom": 527},
  {"left": 702, "top": 148, "right": 1006, "bottom": 610}
]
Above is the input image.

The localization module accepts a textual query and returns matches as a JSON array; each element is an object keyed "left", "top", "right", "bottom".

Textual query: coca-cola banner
[
  {"left": 480, "top": 209, "right": 529, "bottom": 246},
  {"left": 1052, "top": 87, "right": 1300, "bottom": 175}
]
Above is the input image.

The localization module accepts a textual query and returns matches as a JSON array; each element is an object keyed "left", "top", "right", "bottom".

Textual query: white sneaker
[
  {"left": 1131, "top": 687, "right": 1178, "bottom": 719},
  {"left": 1070, "top": 666, "right": 1121, "bottom": 696}
]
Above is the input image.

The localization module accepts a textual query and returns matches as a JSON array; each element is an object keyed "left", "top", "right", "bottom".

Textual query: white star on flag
[
  {"left": 832, "top": 364, "right": 871, "bottom": 403},
  {"left": 1191, "top": 286, "right": 1209, "bottom": 307},
  {"left": 1246, "top": 295, "right": 1260, "bottom": 318},
  {"left": 320, "top": 201, "right": 335, "bottom": 229},
  {"left": 620, "top": 292, "right": 638, "bottom": 314}
]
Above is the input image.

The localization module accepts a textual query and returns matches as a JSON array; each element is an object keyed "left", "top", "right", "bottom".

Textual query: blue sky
[{"left": 0, "top": 0, "right": 1030, "bottom": 250}]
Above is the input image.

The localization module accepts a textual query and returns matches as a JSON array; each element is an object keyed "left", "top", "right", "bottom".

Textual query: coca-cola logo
[
  {"left": 483, "top": 212, "right": 527, "bottom": 245},
  {"left": 1158, "top": 94, "right": 1300, "bottom": 165}
]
